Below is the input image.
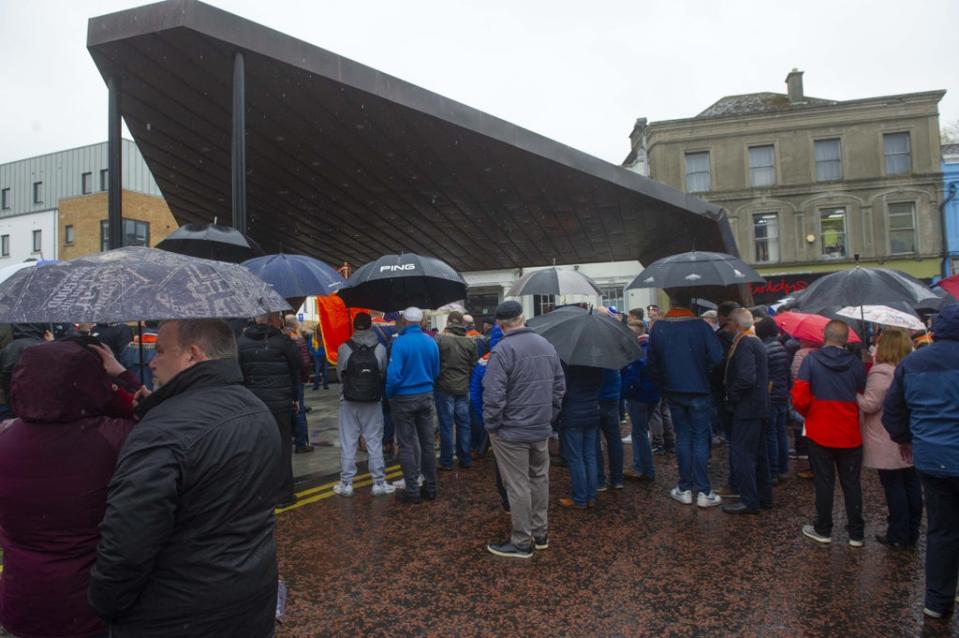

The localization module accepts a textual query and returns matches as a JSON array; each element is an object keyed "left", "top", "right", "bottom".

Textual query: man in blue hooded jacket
[{"left": 883, "top": 303, "right": 959, "bottom": 620}]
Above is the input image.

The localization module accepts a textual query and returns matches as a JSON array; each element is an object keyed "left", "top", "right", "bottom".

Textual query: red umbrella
[
  {"left": 939, "top": 274, "right": 959, "bottom": 299},
  {"left": 773, "top": 311, "right": 861, "bottom": 345}
]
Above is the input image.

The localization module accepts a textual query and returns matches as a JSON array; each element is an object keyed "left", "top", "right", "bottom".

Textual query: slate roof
[{"left": 697, "top": 92, "right": 837, "bottom": 119}]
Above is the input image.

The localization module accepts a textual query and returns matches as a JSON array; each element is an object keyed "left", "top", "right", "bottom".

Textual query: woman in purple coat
[{"left": 0, "top": 340, "right": 137, "bottom": 638}]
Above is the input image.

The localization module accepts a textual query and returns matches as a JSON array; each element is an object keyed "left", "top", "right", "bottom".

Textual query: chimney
[{"left": 786, "top": 68, "right": 804, "bottom": 103}]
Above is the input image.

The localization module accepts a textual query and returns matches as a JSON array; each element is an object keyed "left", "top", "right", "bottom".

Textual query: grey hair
[
  {"left": 498, "top": 315, "right": 525, "bottom": 329},
  {"left": 823, "top": 319, "right": 849, "bottom": 345},
  {"left": 733, "top": 308, "right": 754, "bottom": 330},
  {"left": 170, "top": 319, "right": 238, "bottom": 360}
]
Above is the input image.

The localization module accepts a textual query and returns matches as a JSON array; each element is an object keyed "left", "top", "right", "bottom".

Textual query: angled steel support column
[
  {"left": 231, "top": 51, "right": 247, "bottom": 235},
  {"left": 107, "top": 76, "right": 123, "bottom": 249}
]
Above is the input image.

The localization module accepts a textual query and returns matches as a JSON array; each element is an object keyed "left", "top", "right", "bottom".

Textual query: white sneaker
[
  {"left": 697, "top": 491, "right": 722, "bottom": 508},
  {"left": 801, "top": 524, "right": 832, "bottom": 544},
  {"left": 332, "top": 482, "right": 353, "bottom": 497},
  {"left": 848, "top": 538, "right": 864, "bottom": 548},
  {"left": 392, "top": 478, "right": 406, "bottom": 490},
  {"left": 371, "top": 482, "right": 396, "bottom": 496},
  {"left": 621, "top": 435, "right": 633, "bottom": 444},
  {"left": 669, "top": 487, "right": 693, "bottom": 505},
  {"left": 417, "top": 474, "right": 425, "bottom": 487}
]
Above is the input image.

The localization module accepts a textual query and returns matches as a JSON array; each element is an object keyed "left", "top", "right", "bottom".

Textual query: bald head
[{"left": 823, "top": 320, "right": 849, "bottom": 346}]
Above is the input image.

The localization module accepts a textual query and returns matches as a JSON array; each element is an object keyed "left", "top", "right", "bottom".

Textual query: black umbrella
[
  {"left": 157, "top": 223, "right": 264, "bottom": 263},
  {"left": 506, "top": 267, "right": 603, "bottom": 297},
  {"left": 525, "top": 305, "right": 642, "bottom": 370},
  {"left": 336, "top": 253, "right": 467, "bottom": 312},
  {"left": 626, "top": 251, "right": 765, "bottom": 289},
  {"left": 0, "top": 246, "right": 291, "bottom": 323},
  {"left": 242, "top": 253, "right": 344, "bottom": 298},
  {"left": 792, "top": 266, "right": 939, "bottom": 315}
]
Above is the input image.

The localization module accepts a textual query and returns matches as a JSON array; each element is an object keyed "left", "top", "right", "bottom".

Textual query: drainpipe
[{"left": 940, "top": 182, "right": 958, "bottom": 276}]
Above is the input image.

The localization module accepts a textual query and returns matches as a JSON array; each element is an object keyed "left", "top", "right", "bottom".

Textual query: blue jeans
[
  {"left": 667, "top": 394, "right": 713, "bottom": 495},
  {"left": 766, "top": 404, "right": 788, "bottom": 477},
  {"left": 293, "top": 383, "right": 309, "bottom": 447},
  {"left": 434, "top": 389, "right": 472, "bottom": 468},
  {"left": 627, "top": 399, "right": 655, "bottom": 478},
  {"left": 562, "top": 426, "right": 598, "bottom": 505},
  {"left": 312, "top": 354, "right": 328, "bottom": 389},
  {"left": 596, "top": 400, "right": 624, "bottom": 486}
]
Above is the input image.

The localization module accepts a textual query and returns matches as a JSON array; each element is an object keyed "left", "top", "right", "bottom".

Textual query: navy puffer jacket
[
  {"left": 559, "top": 364, "right": 602, "bottom": 430},
  {"left": 763, "top": 337, "right": 790, "bottom": 405}
]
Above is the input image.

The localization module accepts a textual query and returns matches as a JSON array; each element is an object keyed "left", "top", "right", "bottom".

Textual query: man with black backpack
[{"left": 333, "top": 312, "right": 393, "bottom": 497}]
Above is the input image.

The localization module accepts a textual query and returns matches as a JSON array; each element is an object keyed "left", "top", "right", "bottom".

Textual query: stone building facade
[{"left": 627, "top": 70, "right": 947, "bottom": 300}]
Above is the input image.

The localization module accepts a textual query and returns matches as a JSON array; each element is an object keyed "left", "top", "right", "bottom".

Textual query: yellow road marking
[{"left": 276, "top": 467, "right": 403, "bottom": 514}]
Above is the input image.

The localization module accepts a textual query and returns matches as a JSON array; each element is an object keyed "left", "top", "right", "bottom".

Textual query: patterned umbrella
[
  {"left": 506, "top": 267, "right": 603, "bottom": 297},
  {"left": 0, "top": 246, "right": 290, "bottom": 323},
  {"left": 626, "top": 251, "right": 765, "bottom": 289},
  {"left": 836, "top": 305, "right": 926, "bottom": 331}
]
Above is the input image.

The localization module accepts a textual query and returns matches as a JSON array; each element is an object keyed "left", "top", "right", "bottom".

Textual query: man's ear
[{"left": 189, "top": 344, "right": 210, "bottom": 362}]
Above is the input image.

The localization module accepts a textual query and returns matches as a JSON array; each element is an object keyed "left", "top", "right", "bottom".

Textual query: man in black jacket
[
  {"left": 89, "top": 319, "right": 280, "bottom": 638},
  {"left": 722, "top": 309, "right": 772, "bottom": 515},
  {"left": 237, "top": 313, "right": 302, "bottom": 507},
  {"left": 0, "top": 323, "right": 51, "bottom": 418}
]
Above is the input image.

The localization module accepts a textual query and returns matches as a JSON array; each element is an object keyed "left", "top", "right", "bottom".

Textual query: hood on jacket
[
  {"left": 242, "top": 323, "right": 280, "bottom": 341},
  {"left": 488, "top": 325, "right": 504, "bottom": 351},
  {"left": 350, "top": 328, "right": 380, "bottom": 347},
  {"left": 933, "top": 304, "right": 959, "bottom": 341},
  {"left": 11, "top": 323, "right": 47, "bottom": 341},
  {"left": 816, "top": 345, "right": 860, "bottom": 372},
  {"left": 10, "top": 341, "right": 114, "bottom": 422},
  {"left": 445, "top": 323, "right": 466, "bottom": 337}
]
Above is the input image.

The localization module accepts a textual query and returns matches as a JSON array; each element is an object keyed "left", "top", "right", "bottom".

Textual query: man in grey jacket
[
  {"left": 333, "top": 313, "right": 394, "bottom": 497},
  {"left": 483, "top": 300, "right": 565, "bottom": 558}
]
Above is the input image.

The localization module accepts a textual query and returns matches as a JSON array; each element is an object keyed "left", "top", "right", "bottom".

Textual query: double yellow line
[{"left": 275, "top": 464, "right": 404, "bottom": 513}]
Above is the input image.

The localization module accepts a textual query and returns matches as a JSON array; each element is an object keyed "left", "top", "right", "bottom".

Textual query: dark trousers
[
  {"left": 273, "top": 408, "right": 294, "bottom": 505},
  {"left": 919, "top": 472, "right": 959, "bottom": 614},
  {"left": 808, "top": 440, "right": 864, "bottom": 540},
  {"left": 877, "top": 467, "right": 923, "bottom": 545},
  {"left": 312, "top": 354, "right": 328, "bottom": 389},
  {"left": 391, "top": 393, "right": 438, "bottom": 497},
  {"left": 596, "top": 400, "right": 624, "bottom": 486},
  {"left": 730, "top": 417, "right": 772, "bottom": 511}
]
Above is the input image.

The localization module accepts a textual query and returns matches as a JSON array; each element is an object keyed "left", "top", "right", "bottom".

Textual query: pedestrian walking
[
  {"left": 792, "top": 320, "right": 867, "bottom": 547},
  {"left": 721, "top": 309, "right": 771, "bottom": 515},
  {"left": 0, "top": 340, "right": 136, "bottom": 638},
  {"left": 882, "top": 304, "right": 959, "bottom": 620},
  {"left": 310, "top": 330, "right": 330, "bottom": 390},
  {"left": 333, "top": 312, "right": 394, "bottom": 497},
  {"left": 89, "top": 319, "right": 281, "bottom": 638},
  {"left": 647, "top": 291, "right": 724, "bottom": 508},
  {"left": 435, "top": 311, "right": 479, "bottom": 470},
  {"left": 237, "top": 312, "right": 302, "bottom": 507},
  {"left": 857, "top": 329, "right": 920, "bottom": 548},
  {"left": 386, "top": 307, "right": 440, "bottom": 504},
  {"left": 483, "top": 300, "right": 565, "bottom": 557}
]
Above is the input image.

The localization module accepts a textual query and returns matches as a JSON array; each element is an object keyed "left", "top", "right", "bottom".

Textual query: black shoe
[
  {"left": 501, "top": 500, "right": 511, "bottom": 513},
  {"left": 875, "top": 534, "right": 908, "bottom": 548},
  {"left": 396, "top": 491, "right": 422, "bottom": 504},
  {"left": 277, "top": 497, "right": 297, "bottom": 509},
  {"left": 420, "top": 489, "right": 437, "bottom": 501},
  {"left": 438, "top": 465, "right": 454, "bottom": 472},
  {"left": 294, "top": 444, "right": 315, "bottom": 454},
  {"left": 534, "top": 535, "right": 549, "bottom": 550},
  {"left": 486, "top": 541, "right": 533, "bottom": 559},
  {"left": 304, "top": 406, "right": 312, "bottom": 413},
  {"left": 722, "top": 503, "right": 759, "bottom": 515}
]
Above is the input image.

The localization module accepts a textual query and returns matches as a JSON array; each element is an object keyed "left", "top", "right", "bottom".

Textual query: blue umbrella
[{"left": 241, "top": 253, "right": 344, "bottom": 299}]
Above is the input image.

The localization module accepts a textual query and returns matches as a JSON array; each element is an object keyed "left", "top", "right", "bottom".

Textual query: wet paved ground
[{"left": 275, "top": 435, "right": 959, "bottom": 638}]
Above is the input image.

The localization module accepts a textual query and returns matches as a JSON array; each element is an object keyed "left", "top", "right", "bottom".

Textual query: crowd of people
[{"left": 0, "top": 288, "right": 957, "bottom": 636}]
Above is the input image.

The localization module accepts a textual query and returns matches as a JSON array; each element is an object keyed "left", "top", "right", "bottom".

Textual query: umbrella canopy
[
  {"left": 791, "top": 266, "right": 938, "bottom": 315},
  {"left": 0, "top": 246, "right": 290, "bottom": 323},
  {"left": 506, "top": 267, "right": 603, "bottom": 297},
  {"left": 0, "top": 259, "right": 58, "bottom": 286},
  {"left": 773, "top": 311, "right": 861, "bottom": 345},
  {"left": 835, "top": 305, "right": 926, "bottom": 331},
  {"left": 241, "top": 253, "right": 344, "bottom": 299},
  {"left": 626, "top": 251, "right": 765, "bottom": 290},
  {"left": 337, "top": 253, "right": 467, "bottom": 312},
  {"left": 939, "top": 274, "right": 959, "bottom": 299},
  {"left": 525, "top": 305, "right": 642, "bottom": 370},
  {"left": 157, "top": 223, "right": 265, "bottom": 263}
]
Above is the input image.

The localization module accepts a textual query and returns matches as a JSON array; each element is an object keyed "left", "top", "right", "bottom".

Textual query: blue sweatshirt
[{"left": 385, "top": 325, "right": 440, "bottom": 399}]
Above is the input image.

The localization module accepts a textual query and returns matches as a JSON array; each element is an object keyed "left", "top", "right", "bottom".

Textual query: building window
[
  {"left": 753, "top": 213, "right": 780, "bottom": 263},
  {"left": 32, "top": 229, "right": 42, "bottom": 253},
  {"left": 99, "top": 169, "right": 109, "bottom": 191},
  {"left": 1, "top": 188, "right": 9, "bottom": 210},
  {"left": 532, "top": 294, "right": 554, "bottom": 317},
  {"left": 32, "top": 181, "right": 43, "bottom": 204},
  {"left": 888, "top": 202, "right": 917, "bottom": 255},
  {"left": 100, "top": 218, "right": 150, "bottom": 251},
  {"left": 884, "top": 132, "right": 911, "bottom": 175},
  {"left": 65, "top": 224, "right": 75, "bottom": 245},
  {"left": 81, "top": 172, "right": 93, "bottom": 195},
  {"left": 1, "top": 235, "right": 8, "bottom": 257},
  {"left": 820, "top": 208, "right": 847, "bottom": 259},
  {"left": 815, "top": 138, "right": 842, "bottom": 181},
  {"left": 684, "top": 151, "right": 710, "bottom": 193},
  {"left": 599, "top": 285, "right": 624, "bottom": 312},
  {"left": 748, "top": 145, "right": 776, "bottom": 187}
]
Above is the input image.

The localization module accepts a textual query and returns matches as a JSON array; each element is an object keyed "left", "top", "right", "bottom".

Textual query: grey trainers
[
  {"left": 534, "top": 535, "right": 549, "bottom": 550},
  {"left": 487, "top": 541, "right": 533, "bottom": 559},
  {"left": 802, "top": 524, "right": 832, "bottom": 544},
  {"left": 332, "top": 482, "right": 353, "bottom": 497}
]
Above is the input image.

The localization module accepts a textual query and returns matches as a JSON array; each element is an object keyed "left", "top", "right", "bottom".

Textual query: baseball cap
[
  {"left": 495, "top": 300, "right": 523, "bottom": 320},
  {"left": 402, "top": 306, "right": 424, "bottom": 322}
]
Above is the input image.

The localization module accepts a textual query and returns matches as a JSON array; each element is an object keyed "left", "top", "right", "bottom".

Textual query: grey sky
[{"left": 1, "top": 0, "right": 956, "bottom": 166}]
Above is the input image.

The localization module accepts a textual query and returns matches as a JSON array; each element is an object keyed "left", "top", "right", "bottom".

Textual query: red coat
[{"left": 0, "top": 341, "right": 135, "bottom": 638}]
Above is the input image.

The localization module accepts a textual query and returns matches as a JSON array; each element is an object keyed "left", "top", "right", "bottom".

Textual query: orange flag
[{"left": 314, "top": 294, "right": 371, "bottom": 365}]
